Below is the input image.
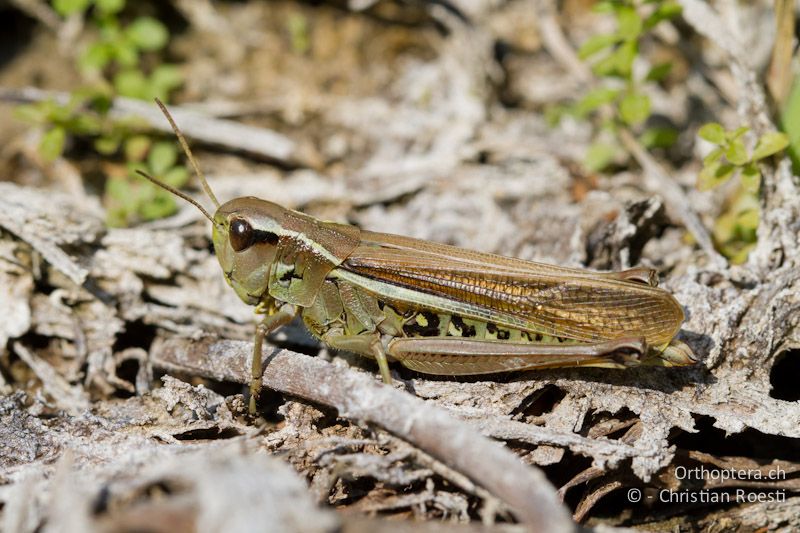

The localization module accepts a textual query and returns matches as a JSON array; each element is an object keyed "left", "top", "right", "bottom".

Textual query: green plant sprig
[
  {"left": 697, "top": 124, "right": 789, "bottom": 192},
  {"left": 697, "top": 123, "right": 789, "bottom": 263},
  {"left": 561, "top": 0, "right": 683, "bottom": 171},
  {"left": 16, "top": 0, "right": 187, "bottom": 226},
  {"left": 106, "top": 136, "right": 190, "bottom": 227}
]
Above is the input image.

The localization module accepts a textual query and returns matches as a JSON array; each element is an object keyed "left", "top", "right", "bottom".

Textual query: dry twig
[{"left": 151, "top": 338, "right": 575, "bottom": 531}]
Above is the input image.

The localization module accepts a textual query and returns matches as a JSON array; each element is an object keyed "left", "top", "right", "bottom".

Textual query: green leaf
[
  {"left": 65, "top": 91, "right": 88, "bottom": 112},
  {"left": 53, "top": 0, "right": 91, "bottom": 16},
  {"left": 86, "top": 88, "right": 114, "bottom": 115},
  {"left": 729, "top": 126, "right": 749, "bottom": 140},
  {"left": 713, "top": 211, "right": 736, "bottom": 244},
  {"left": 113, "top": 69, "right": 147, "bottom": 99},
  {"left": 593, "top": 1, "right": 616, "bottom": 14},
  {"left": 106, "top": 207, "right": 129, "bottom": 228},
  {"left": 67, "top": 113, "right": 102, "bottom": 135},
  {"left": 645, "top": 62, "right": 672, "bottom": 82},
  {"left": 112, "top": 40, "right": 139, "bottom": 68},
  {"left": 578, "top": 34, "right": 619, "bottom": 59},
  {"left": 611, "top": 39, "right": 637, "bottom": 78},
  {"left": 752, "top": 131, "right": 790, "bottom": 161},
  {"left": 94, "top": 135, "right": 121, "bottom": 155},
  {"left": 725, "top": 242, "right": 755, "bottom": 265},
  {"left": 592, "top": 53, "right": 619, "bottom": 77},
  {"left": 129, "top": 169, "right": 155, "bottom": 202},
  {"left": 287, "top": 13, "right": 310, "bottom": 55},
  {"left": 95, "top": 0, "right": 125, "bottom": 15},
  {"left": 124, "top": 135, "right": 151, "bottom": 162},
  {"left": 698, "top": 123, "right": 726, "bottom": 144},
  {"left": 147, "top": 65, "right": 183, "bottom": 100},
  {"left": 735, "top": 208, "right": 759, "bottom": 237},
  {"left": 46, "top": 101, "right": 71, "bottom": 123},
  {"left": 584, "top": 142, "right": 618, "bottom": 172},
  {"left": 703, "top": 147, "right": 724, "bottom": 166},
  {"left": 599, "top": 117, "right": 618, "bottom": 133},
  {"left": 39, "top": 127, "right": 66, "bottom": 162},
  {"left": 697, "top": 161, "right": 735, "bottom": 191},
  {"left": 731, "top": 188, "right": 760, "bottom": 213},
  {"left": 740, "top": 164, "right": 761, "bottom": 194},
  {"left": 619, "top": 92, "right": 651, "bottom": 126},
  {"left": 574, "top": 87, "right": 620, "bottom": 117},
  {"left": 725, "top": 139, "right": 748, "bottom": 166},
  {"left": 150, "top": 64, "right": 183, "bottom": 91},
  {"left": 640, "top": 127, "right": 678, "bottom": 148},
  {"left": 126, "top": 17, "right": 169, "bottom": 51},
  {"left": 780, "top": 77, "right": 800, "bottom": 172},
  {"left": 79, "top": 42, "right": 112, "bottom": 71},
  {"left": 105, "top": 176, "right": 135, "bottom": 227},
  {"left": 644, "top": 1, "right": 682, "bottom": 29},
  {"left": 162, "top": 166, "right": 189, "bottom": 188},
  {"left": 616, "top": 7, "right": 643, "bottom": 40},
  {"left": 139, "top": 191, "right": 177, "bottom": 220},
  {"left": 14, "top": 103, "right": 48, "bottom": 124},
  {"left": 99, "top": 19, "right": 121, "bottom": 40},
  {"left": 148, "top": 142, "right": 178, "bottom": 175},
  {"left": 105, "top": 176, "right": 132, "bottom": 202}
]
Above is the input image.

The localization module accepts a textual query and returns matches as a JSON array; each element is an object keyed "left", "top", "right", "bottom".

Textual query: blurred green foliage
[
  {"left": 16, "top": 89, "right": 115, "bottom": 161},
  {"left": 780, "top": 79, "right": 800, "bottom": 173},
  {"left": 697, "top": 125, "right": 788, "bottom": 192},
  {"left": 697, "top": 124, "right": 789, "bottom": 263},
  {"left": 287, "top": 12, "right": 311, "bottom": 55},
  {"left": 564, "top": 1, "right": 796, "bottom": 264},
  {"left": 105, "top": 137, "right": 189, "bottom": 227},
  {"left": 549, "top": 0, "right": 682, "bottom": 172},
  {"left": 15, "top": 0, "right": 185, "bottom": 226}
]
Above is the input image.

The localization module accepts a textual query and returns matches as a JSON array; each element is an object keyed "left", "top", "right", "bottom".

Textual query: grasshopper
[{"left": 138, "top": 100, "right": 695, "bottom": 412}]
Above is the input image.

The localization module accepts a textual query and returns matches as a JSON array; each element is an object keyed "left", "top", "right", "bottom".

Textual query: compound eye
[{"left": 229, "top": 218, "right": 255, "bottom": 252}]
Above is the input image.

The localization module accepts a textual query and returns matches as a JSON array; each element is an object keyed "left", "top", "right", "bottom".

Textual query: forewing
[{"left": 341, "top": 231, "right": 684, "bottom": 346}]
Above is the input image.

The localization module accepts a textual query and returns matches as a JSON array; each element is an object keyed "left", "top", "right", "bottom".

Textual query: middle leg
[{"left": 323, "top": 332, "right": 393, "bottom": 384}]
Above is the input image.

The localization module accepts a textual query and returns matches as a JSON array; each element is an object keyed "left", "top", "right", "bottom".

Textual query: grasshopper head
[
  {"left": 212, "top": 196, "right": 361, "bottom": 308},
  {"left": 138, "top": 100, "right": 360, "bottom": 308},
  {"left": 213, "top": 197, "right": 285, "bottom": 305}
]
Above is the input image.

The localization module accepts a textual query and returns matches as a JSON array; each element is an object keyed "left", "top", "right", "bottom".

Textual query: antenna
[
  {"left": 154, "top": 98, "right": 220, "bottom": 209},
  {"left": 135, "top": 170, "right": 215, "bottom": 224}
]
